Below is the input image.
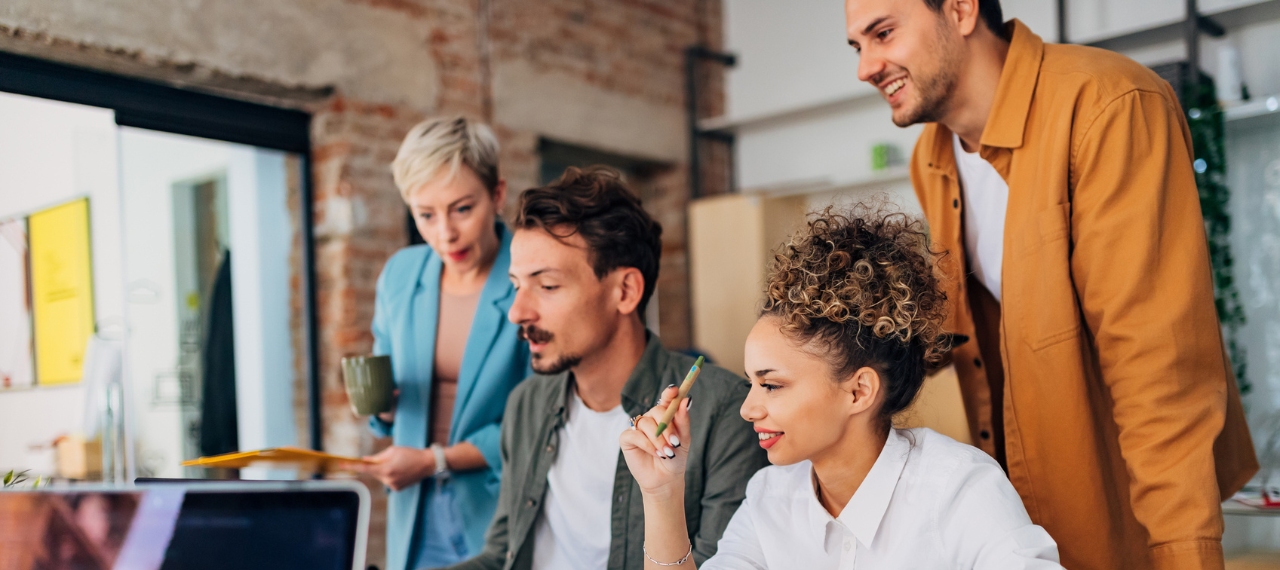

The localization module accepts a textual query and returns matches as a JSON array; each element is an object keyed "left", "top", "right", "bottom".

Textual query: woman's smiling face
[{"left": 741, "top": 315, "right": 882, "bottom": 466}]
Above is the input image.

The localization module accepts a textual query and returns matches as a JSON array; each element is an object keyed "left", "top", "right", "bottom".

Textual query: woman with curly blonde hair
[{"left": 621, "top": 208, "right": 1063, "bottom": 569}]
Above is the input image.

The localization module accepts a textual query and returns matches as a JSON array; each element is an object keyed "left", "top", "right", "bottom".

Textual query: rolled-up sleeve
[{"left": 464, "top": 422, "right": 503, "bottom": 478}]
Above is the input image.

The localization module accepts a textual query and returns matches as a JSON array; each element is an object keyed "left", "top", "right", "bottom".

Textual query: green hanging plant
[{"left": 1182, "top": 79, "right": 1249, "bottom": 396}]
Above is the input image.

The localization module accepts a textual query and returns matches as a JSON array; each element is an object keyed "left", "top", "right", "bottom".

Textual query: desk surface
[{"left": 1224, "top": 500, "right": 1280, "bottom": 517}]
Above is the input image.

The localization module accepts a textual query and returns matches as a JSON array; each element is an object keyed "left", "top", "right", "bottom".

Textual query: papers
[{"left": 182, "top": 446, "right": 371, "bottom": 470}]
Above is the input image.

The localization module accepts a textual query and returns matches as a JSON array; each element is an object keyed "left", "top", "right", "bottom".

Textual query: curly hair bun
[{"left": 762, "top": 206, "right": 951, "bottom": 423}]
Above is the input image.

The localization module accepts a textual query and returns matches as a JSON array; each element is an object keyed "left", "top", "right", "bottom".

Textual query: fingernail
[
  {"left": 668, "top": 435, "right": 680, "bottom": 448},
  {"left": 664, "top": 447, "right": 675, "bottom": 458},
  {"left": 665, "top": 384, "right": 677, "bottom": 391}
]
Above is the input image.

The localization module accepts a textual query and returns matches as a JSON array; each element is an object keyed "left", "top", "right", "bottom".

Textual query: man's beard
[
  {"left": 892, "top": 24, "right": 962, "bottom": 127},
  {"left": 520, "top": 325, "right": 583, "bottom": 375}
]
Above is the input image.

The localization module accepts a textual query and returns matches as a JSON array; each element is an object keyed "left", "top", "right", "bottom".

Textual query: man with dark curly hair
[
  {"left": 623, "top": 208, "right": 1064, "bottom": 569},
  {"left": 443, "top": 166, "right": 767, "bottom": 570},
  {"left": 843, "top": 0, "right": 1257, "bottom": 568}
]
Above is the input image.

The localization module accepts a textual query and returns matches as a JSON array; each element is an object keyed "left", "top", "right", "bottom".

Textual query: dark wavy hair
[
  {"left": 924, "top": 0, "right": 1005, "bottom": 38},
  {"left": 762, "top": 207, "right": 951, "bottom": 432},
  {"left": 515, "top": 166, "right": 663, "bottom": 315}
]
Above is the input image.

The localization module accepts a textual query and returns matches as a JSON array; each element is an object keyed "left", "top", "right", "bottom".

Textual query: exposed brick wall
[
  {"left": 312, "top": 6, "right": 725, "bottom": 565},
  {"left": 306, "top": 0, "right": 726, "bottom": 447},
  {"left": 311, "top": 97, "right": 418, "bottom": 456},
  {"left": 491, "top": 0, "right": 693, "bottom": 108},
  {"left": 309, "top": 97, "right": 425, "bottom": 567},
  {"left": 0, "top": 1, "right": 723, "bottom": 567},
  {"left": 485, "top": 0, "right": 725, "bottom": 350}
]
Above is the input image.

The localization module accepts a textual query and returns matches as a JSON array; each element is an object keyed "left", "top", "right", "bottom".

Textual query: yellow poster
[{"left": 29, "top": 198, "right": 95, "bottom": 385}]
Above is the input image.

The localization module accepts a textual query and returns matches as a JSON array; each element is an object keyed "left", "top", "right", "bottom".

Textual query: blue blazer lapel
[
  {"left": 395, "top": 252, "right": 442, "bottom": 449},
  {"left": 450, "top": 224, "right": 515, "bottom": 442}
]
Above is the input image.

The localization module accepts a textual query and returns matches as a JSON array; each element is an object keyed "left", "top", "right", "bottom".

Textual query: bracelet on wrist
[{"left": 643, "top": 544, "right": 692, "bottom": 566}]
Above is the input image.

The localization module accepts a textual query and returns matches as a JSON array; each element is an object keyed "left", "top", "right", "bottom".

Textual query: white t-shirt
[
  {"left": 531, "top": 389, "right": 632, "bottom": 570},
  {"left": 702, "top": 428, "right": 1062, "bottom": 570},
  {"left": 953, "top": 133, "right": 1009, "bottom": 302}
]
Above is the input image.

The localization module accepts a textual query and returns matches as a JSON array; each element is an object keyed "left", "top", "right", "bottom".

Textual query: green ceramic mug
[{"left": 341, "top": 355, "right": 395, "bottom": 416}]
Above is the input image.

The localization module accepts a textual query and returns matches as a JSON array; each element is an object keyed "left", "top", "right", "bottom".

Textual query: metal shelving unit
[
  {"left": 1061, "top": 0, "right": 1280, "bottom": 73},
  {"left": 1077, "top": 0, "right": 1280, "bottom": 51},
  {"left": 1225, "top": 95, "right": 1280, "bottom": 122}
]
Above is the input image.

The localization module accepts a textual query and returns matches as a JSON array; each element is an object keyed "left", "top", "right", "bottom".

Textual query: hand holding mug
[
  {"left": 376, "top": 389, "right": 400, "bottom": 424},
  {"left": 342, "top": 355, "right": 395, "bottom": 417}
]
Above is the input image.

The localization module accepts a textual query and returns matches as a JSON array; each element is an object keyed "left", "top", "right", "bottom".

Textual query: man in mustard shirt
[{"left": 842, "top": 0, "right": 1257, "bottom": 568}]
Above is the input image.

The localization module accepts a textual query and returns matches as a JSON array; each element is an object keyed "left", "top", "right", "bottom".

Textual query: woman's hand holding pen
[
  {"left": 622, "top": 385, "right": 699, "bottom": 568},
  {"left": 620, "top": 385, "right": 691, "bottom": 497}
]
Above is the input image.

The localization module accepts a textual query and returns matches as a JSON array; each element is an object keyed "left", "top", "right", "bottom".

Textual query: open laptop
[{"left": 0, "top": 480, "right": 369, "bottom": 570}]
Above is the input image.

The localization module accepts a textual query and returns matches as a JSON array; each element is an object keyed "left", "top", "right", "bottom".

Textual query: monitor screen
[
  {"left": 0, "top": 482, "right": 367, "bottom": 570},
  {"left": 160, "top": 488, "right": 361, "bottom": 570}
]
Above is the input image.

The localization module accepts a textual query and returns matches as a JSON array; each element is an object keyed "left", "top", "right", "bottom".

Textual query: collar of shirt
[
  {"left": 922, "top": 19, "right": 1045, "bottom": 180},
  {"left": 803, "top": 428, "right": 912, "bottom": 552},
  {"left": 980, "top": 19, "right": 1043, "bottom": 150}
]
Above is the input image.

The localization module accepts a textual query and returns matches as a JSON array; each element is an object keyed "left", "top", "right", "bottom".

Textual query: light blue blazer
[{"left": 369, "top": 223, "right": 530, "bottom": 570}]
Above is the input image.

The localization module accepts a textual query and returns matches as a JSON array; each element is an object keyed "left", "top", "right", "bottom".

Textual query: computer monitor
[{"left": 0, "top": 480, "right": 369, "bottom": 570}]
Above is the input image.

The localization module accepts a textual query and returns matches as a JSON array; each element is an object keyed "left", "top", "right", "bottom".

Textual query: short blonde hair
[{"left": 391, "top": 116, "right": 500, "bottom": 200}]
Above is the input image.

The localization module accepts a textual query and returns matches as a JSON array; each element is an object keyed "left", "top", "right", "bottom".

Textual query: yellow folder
[{"left": 182, "top": 446, "right": 371, "bottom": 470}]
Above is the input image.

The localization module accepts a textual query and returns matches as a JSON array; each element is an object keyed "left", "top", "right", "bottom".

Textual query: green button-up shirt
[{"left": 443, "top": 334, "right": 768, "bottom": 570}]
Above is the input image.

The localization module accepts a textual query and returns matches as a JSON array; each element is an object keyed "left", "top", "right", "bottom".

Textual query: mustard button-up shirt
[{"left": 910, "top": 20, "right": 1257, "bottom": 570}]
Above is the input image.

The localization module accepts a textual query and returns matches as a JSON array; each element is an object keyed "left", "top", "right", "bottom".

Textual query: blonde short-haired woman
[{"left": 348, "top": 116, "right": 531, "bottom": 570}]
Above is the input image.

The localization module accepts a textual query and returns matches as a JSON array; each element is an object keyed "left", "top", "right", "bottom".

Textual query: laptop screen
[
  {"left": 0, "top": 481, "right": 368, "bottom": 570},
  {"left": 161, "top": 488, "right": 362, "bottom": 570}
]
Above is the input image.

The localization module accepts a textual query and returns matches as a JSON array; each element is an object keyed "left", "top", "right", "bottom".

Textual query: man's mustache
[{"left": 518, "top": 325, "right": 554, "bottom": 344}]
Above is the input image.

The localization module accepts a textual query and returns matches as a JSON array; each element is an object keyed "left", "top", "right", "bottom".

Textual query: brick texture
[
  {"left": 1, "top": 0, "right": 724, "bottom": 567},
  {"left": 308, "top": 5, "right": 724, "bottom": 566},
  {"left": 320, "top": 5, "right": 727, "bottom": 568}
]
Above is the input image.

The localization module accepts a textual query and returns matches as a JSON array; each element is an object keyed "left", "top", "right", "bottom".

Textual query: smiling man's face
[{"left": 846, "top": 0, "right": 964, "bottom": 127}]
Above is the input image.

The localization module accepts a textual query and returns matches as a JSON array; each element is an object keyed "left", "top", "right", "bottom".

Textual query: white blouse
[{"left": 702, "top": 428, "right": 1063, "bottom": 570}]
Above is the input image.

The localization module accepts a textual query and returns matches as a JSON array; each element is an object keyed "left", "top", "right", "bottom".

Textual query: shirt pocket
[{"left": 1018, "top": 203, "right": 1081, "bottom": 351}]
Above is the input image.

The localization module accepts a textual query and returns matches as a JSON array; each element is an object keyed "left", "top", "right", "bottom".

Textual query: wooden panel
[
  {"left": 897, "top": 365, "right": 973, "bottom": 445},
  {"left": 689, "top": 194, "right": 766, "bottom": 370}
]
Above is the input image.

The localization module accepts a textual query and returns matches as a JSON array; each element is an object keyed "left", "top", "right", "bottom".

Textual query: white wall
[
  {"left": 119, "top": 128, "right": 233, "bottom": 478},
  {"left": 722, "top": 0, "right": 1056, "bottom": 208},
  {"left": 0, "top": 102, "right": 297, "bottom": 479},
  {"left": 0, "top": 92, "right": 120, "bottom": 475},
  {"left": 724, "top": 1, "right": 866, "bottom": 121},
  {"left": 118, "top": 128, "right": 296, "bottom": 479},
  {"left": 722, "top": 0, "right": 1278, "bottom": 203},
  {"left": 226, "top": 147, "right": 297, "bottom": 480}
]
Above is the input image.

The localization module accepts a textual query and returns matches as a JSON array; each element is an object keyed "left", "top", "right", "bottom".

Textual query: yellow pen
[{"left": 655, "top": 356, "right": 703, "bottom": 438}]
